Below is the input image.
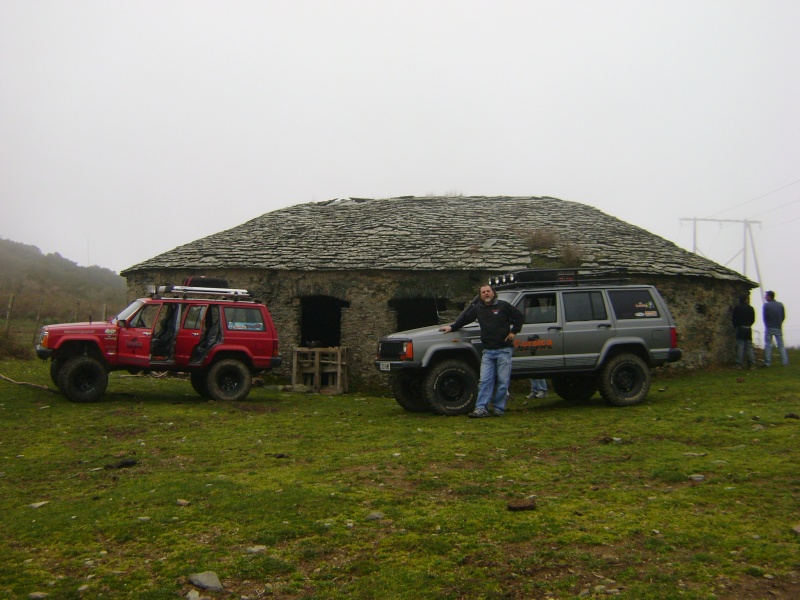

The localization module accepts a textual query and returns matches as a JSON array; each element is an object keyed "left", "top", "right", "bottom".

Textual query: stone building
[{"left": 121, "top": 196, "right": 755, "bottom": 388}]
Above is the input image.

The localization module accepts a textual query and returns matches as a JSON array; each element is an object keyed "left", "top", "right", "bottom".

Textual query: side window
[
  {"left": 223, "top": 307, "right": 266, "bottom": 331},
  {"left": 563, "top": 292, "right": 608, "bottom": 322},
  {"left": 129, "top": 304, "right": 161, "bottom": 329},
  {"left": 521, "top": 293, "right": 558, "bottom": 324},
  {"left": 183, "top": 305, "right": 207, "bottom": 330},
  {"left": 608, "top": 289, "right": 660, "bottom": 319}
]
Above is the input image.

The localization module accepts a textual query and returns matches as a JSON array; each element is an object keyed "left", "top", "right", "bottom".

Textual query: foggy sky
[{"left": 1, "top": 1, "right": 799, "bottom": 343}]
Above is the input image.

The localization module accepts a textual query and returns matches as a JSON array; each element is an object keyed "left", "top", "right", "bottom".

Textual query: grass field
[{"left": 1, "top": 354, "right": 799, "bottom": 599}]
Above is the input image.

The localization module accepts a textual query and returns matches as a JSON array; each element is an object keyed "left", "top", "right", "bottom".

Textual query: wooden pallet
[{"left": 292, "top": 347, "right": 349, "bottom": 394}]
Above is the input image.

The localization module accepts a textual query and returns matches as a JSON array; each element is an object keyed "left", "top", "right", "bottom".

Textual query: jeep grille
[{"left": 378, "top": 340, "right": 408, "bottom": 360}]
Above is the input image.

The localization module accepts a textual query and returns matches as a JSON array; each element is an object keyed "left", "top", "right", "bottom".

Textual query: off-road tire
[
  {"left": 190, "top": 371, "right": 211, "bottom": 398},
  {"left": 57, "top": 356, "right": 109, "bottom": 403},
  {"left": 50, "top": 358, "right": 64, "bottom": 390},
  {"left": 599, "top": 353, "right": 651, "bottom": 406},
  {"left": 206, "top": 359, "right": 252, "bottom": 402},
  {"left": 423, "top": 360, "right": 478, "bottom": 416},
  {"left": 389, "top": 372, "right": 430, "bottom": 412},
  {"left": 551, "top": 376, "right": 598, "bottom": 402}
]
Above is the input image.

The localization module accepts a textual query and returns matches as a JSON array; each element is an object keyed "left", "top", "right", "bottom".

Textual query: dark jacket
[
  {"left": 732, "top": 302, "right": 755, "bottom": 341},
  {"left": 450, "top": 298, "right": 524, "bottom": 350}
]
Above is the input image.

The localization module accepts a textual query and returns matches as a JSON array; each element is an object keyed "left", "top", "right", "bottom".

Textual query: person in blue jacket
[{"left": 762, "top": 290, "right": 788, "bottom": 367}]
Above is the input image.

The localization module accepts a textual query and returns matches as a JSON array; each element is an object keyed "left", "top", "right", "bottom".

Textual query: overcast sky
[{"left": 1, "top": 1, "right": 799, "bottom": 344}]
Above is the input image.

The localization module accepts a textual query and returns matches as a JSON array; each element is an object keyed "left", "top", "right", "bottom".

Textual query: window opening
[
  {"left": 390, "top": 297, "right": 445, "bottom": 331},
  {"left": 301, "top": 296, "right": 349, "bottom": 347}
]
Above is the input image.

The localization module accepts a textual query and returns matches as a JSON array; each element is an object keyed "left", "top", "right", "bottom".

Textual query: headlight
[{"left": 38, "top": 330, "right": 49, "bottom": 348}]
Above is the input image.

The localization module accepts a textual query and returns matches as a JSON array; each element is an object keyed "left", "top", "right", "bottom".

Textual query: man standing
[
  {"left": 763, "top": 290, "right": 789, "bottom": 367},
  {"left": 440, "top": 285, "right": 523, "bottom": 418},
  {"left": 731, "top": 295, "right": 755, "bottom": 369}
]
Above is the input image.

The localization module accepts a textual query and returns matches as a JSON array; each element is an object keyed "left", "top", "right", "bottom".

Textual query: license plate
[{"left": 379, "top": 362, "right": 391, "bottom": 372}]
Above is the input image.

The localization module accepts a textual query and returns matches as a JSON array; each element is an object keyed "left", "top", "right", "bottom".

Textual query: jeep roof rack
[
  {"left": 490, "top": 267, "right": 629, "bottom": 289},
  {"left": 147, "top": 284, "right": 254, "bottom": 301}
]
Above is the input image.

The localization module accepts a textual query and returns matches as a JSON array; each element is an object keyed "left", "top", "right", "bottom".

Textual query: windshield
[{"left": 114, "top": 299, "right": 145, "bottom": 323}]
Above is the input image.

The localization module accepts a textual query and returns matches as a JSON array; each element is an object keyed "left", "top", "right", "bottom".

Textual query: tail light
[{"left": 670, "top": 327, "right": 678, "bottom": 348}]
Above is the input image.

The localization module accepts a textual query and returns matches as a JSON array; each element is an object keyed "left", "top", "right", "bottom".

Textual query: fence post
[
  {"left": 33, "top": 296, "right": 44, "bottom": 345},
  {"left": 4, "top": 294, "right": 13, "bottom": 335}
]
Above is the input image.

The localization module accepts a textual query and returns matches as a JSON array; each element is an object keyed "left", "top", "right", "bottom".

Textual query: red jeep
[{"left": 36, "top": 279, "right": 281, "bottom": 402}]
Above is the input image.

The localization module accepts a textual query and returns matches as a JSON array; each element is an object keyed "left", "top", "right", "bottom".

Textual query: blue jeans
[
  {"left": 476, "top": 347, "right": 513, "bottom": 414},
  {"left": 530, "top": 379, "right": 548, "bottom": 394},
  {"left": 764, "top": 328, "right": 789, "bottom": 366},
  {"left": 735, "top": 339, "right": 755, "bottom": 367}
]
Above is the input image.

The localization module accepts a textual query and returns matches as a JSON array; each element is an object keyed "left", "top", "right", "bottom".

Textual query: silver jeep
[{"left": 375, "top": 268, "right": 682, "bottom": 415}]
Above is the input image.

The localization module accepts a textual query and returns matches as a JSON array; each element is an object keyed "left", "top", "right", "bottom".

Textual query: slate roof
[{"left": 121, "top": 196, "right": 750, "bottom": 282}]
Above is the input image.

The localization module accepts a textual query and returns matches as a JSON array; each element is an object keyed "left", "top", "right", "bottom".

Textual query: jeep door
[
  {"left": 561, "top": 290, "right": 615, "bottom": 368},
  {"left": 512, "top": 292, "right": 565, "bottom": 374},
  {"left": 173, "top": 304, "right": 207, "bottom": 365},
  {"left": 117, "top": 302, "right": 162, "bottom": 366}
]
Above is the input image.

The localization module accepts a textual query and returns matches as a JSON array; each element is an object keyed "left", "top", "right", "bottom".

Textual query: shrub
[{"left": 0, "top": 331, "right": 33, "bottom": 360}]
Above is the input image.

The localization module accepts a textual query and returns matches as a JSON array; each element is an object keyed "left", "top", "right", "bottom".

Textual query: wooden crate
[{"left": 292, "top": 347, "right": 349, "bottom": 394}]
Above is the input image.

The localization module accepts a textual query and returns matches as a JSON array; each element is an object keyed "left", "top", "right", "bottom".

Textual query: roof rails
[
  {"left": 489, "top": 267, "right": 629, "bottom": 290},
  {"left": 147, "top": 284, "right": 254, "bottom": 301}
]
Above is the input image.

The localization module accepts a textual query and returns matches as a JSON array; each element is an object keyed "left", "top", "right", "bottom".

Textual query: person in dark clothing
[
  {"left": 731, "top": 295, "right": 755, "bottom": 369},
  {"left": 440, "top": 284, "right": 524, "bottom": 417},
  {"left": 763, "top": 290, "right": 788, "bottom": 367}
]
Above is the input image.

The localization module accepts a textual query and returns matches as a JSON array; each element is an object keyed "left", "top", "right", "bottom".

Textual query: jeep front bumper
[{"left": 374, "top": 360, "right": 418, "bottom": 373}]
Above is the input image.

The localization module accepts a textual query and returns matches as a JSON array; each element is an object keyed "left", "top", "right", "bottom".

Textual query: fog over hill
[{"left": 0, "top": 237, "right": 127, "bottom": 323}]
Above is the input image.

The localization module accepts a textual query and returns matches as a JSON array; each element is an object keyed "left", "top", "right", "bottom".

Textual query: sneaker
[
  {"left": 468, "top": 408, "right": 491, "bottom": 418},
  {"left": 526, "top": 393, "right": 536, "bottom": 399},
  {"left": 491, "top": 408, "right": 504, "bottom": 417},
  {"left": 535, "top": 391, "right": 548, "bottom": 399}
]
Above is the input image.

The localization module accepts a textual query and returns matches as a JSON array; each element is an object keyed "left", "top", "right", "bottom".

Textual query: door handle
[
  {"left": 547, "top": 326, "right": 562, "bottom": 331},
  {"left": 597, "top": 323, "right": 612, "bottom": 329}
]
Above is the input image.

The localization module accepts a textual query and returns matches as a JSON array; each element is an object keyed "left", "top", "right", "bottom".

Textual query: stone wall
[{"left": 124, "top": 269, "right": 752, "bottom": 390}]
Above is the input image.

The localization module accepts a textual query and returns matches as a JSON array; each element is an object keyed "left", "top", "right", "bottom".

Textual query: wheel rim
[
  {"left": 613, "top": 364, "right": 641, "bottom": 395},
  {"left": 218, "top": 369, "right": 242, "bottom": 393},
  {"left": 439, "top": 374, "right": 466, "bottom": 403},
  {"left": 75, "top": 369, "right": 98, "bottom": 392}
]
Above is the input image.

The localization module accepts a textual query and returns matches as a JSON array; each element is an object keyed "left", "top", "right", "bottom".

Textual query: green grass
[{"left": 1, "top": 355, "right": 799, "bottom": 599}]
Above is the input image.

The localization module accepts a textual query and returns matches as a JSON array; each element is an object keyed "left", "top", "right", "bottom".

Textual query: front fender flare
[{"left": 420, "top": 342, "right": 482, "bottom": 369}]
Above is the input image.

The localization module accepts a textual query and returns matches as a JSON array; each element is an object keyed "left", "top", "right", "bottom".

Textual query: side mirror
[{"left": 117, "top": 319, "right": 128, "bottom": 328}]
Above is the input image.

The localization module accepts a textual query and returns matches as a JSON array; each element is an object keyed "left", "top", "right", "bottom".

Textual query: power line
[
  {"left": 762, "top": 213, "right": 800, "bottom": 230},
  {"left": 753, "top": 196, "right": 800, "bottom": 218},
  {"left": 707, "top": 177, "right": 800, "bottom": 218}
]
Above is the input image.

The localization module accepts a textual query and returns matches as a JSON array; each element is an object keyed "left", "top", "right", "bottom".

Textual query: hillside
[{"left": 0, "top": 238, "right": 127, "bottom": 323}]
